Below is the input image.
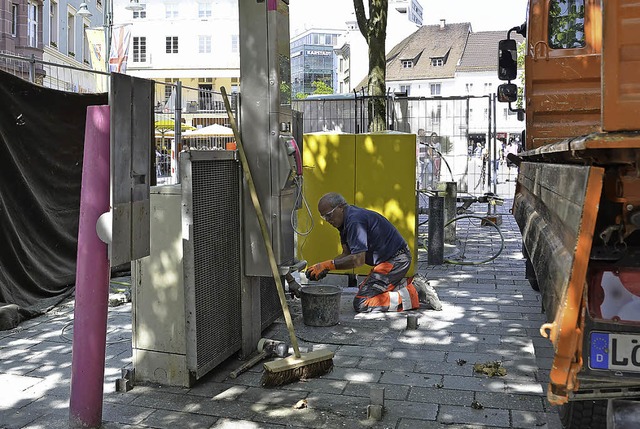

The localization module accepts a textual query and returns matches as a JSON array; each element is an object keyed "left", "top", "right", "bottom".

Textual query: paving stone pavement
[{"left": 0, "top": 200, "right": 566, "bottom": 428}]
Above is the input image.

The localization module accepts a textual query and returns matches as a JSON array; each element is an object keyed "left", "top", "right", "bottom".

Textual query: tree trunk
[{"left": 354, "top": 0, "right": 388, "bottom": 131}]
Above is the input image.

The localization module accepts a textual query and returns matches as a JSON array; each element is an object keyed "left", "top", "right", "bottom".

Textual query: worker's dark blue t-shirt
[{"left": 339, "top": 205, "right": 407, "bottom": 266}]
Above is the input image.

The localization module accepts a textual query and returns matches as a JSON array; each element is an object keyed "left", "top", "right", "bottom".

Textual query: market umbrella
[
  {"left": 155, "top": 120, "right": 195, "bottom": 152},
  {"left": 182, "top": 124, "right": 233, "bottom": 137},
  {"left": 154, "top": 119, "right": 195, "bottom": 133}
]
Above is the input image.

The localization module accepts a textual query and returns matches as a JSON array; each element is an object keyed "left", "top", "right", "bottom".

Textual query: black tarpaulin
[{"left": 0, "top": 70, "right": 107, "bottom": 327}]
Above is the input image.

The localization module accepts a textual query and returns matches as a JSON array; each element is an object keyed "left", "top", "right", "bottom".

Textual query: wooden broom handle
[{"left": 220, "top": 87, "right": 301, "bottom": 358}]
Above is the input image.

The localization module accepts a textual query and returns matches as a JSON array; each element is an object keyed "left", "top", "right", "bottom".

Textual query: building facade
[
  {"left": 116, "top": 0, "right": 240, "bottom": 106},
  {"left": 385, "top": 24, "right": 525, "bottom": 143},
  {"left": 40, "top": 0, "right": 104, "bottom": 91},
  {"left": 290, "top": 28, "right": 341, "bottom": 98},
  {"left": 390, "top": 0, "right": 423, "bottom": 26},
  {"left": 1, "top": 0, "right": 44, "bottom": 81},
  {"left": 454, "top": 30, "right": 525, "bottom": 150}
]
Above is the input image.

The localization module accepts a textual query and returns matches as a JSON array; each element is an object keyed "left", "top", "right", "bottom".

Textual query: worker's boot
[{"left": 413, "top": 275, "right": 442, "bottom": 311}]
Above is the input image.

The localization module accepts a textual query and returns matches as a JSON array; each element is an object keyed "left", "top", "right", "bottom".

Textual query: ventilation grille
[
  {"left": 261, "top": 276, "right": 283, "bottom": 330},
  {"left": 191, "top": 158, "right": 242, "bottom": 371}
]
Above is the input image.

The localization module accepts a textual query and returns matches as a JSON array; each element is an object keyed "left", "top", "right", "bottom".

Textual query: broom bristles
[{"left": 261, "top": 357, "right": 334, "bottom": 387}]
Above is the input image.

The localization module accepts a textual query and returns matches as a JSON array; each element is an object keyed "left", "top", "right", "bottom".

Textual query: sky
[{"left": 289, "top": 0, "right": 529, "bottom": 35}]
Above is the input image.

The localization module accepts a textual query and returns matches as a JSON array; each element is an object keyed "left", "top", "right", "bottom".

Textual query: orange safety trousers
[{"left": 353, "top": 248, "right": 420, "bottom": 312}]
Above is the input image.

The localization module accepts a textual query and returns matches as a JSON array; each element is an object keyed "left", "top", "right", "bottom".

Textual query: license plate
[{"left": 590, "top": 332, "right": 640, "bottom": 372}]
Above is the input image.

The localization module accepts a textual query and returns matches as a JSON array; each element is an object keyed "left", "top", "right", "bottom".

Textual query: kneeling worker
[{"left": 306, "top": 192, "right": 437, "bottom": 312}]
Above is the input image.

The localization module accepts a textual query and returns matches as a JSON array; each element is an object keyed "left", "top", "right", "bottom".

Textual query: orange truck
[{"left": 497, "top": 0, "right": 640, "bottom": 427}]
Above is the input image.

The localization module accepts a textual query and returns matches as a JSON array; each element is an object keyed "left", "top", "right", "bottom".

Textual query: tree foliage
[
  {"left": 548, "top": 0, "right": 585, "bottom": 49},
  {"left": 354, "top": 0, "right": 388, "bottom": 131},
  {"left": 312, "top": 80, "right": 333, "bottom": 95},
  {"left": 516, "top": 40, "right": 525, "bottom": 109}
]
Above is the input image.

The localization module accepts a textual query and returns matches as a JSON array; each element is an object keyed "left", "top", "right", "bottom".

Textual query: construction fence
[
  {"left": 2, "top": 52, "right": 520, "bottom": 197},
  {"left": 292, "top": 94, "right": 522, "bottom": 197}
]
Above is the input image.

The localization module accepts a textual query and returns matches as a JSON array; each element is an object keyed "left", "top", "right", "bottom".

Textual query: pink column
[{"left": 69, "top": 105, "right": 111, "bottom": 429}]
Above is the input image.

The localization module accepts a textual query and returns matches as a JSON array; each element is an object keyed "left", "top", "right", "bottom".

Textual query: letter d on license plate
[{"left": 590, "top": 332, "right": 640, "bottom": 372}]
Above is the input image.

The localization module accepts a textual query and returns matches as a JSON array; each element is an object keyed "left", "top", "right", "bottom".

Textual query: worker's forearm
[{"left": 333, "top": 253, "right": 364, "bottom": 270}]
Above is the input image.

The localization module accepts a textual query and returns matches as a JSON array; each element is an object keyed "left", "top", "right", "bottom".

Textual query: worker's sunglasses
[{"left": 321, "top": 204, "right": 343, "bottom": 221}]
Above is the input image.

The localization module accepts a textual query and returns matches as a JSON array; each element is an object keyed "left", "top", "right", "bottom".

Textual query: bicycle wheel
[{"left": 444, "top": 214, "right": 504, "bottom": 265}]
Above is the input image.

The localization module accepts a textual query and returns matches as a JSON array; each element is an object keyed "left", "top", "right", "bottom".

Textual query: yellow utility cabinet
[{"left": 299, "top": 132, "right": 417, "bottom": 277}]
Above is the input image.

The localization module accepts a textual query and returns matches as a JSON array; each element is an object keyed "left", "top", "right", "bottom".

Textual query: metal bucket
[{"left": 300, "top": 285, "right": 341, "bottom": 327}]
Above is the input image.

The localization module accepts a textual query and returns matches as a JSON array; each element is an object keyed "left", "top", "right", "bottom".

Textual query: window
[
  {"left": 198, "top": 35, "right": 211, "bottom": 54},
  {"left": 133, "top": 36, "right": 147, "bottom": 62},
  {"left": 231, "top": 34, "right": 238, "bottom": 53},
  {"left": 430, "top": 83, "right": 441, "bottom": 96},
  {"left": 133, "top": 0, "right": 146, "bottom": 19},
  {"left": 28, "top": 1, "right": 39, "bottom": 48},
  {"left": 165, "top": 36, "right": 178, "bottom": 54},
  {"left": 339, "top": 58, "right": 343, "bottom": 72},
  {"left": 67, "top": 10, "right": 75, "bottom": 55},
  {"left": 400, "top": 84, "right": 411, "bottom": 96},
  {"left": 324, "top": 34, "right": 332, "bottom": 45},
  {"left": 165, "top": 3, "right": 179, "bottom": 18},
  {"left": 83, "top": 22, "right": 90, "bottom": 62},
  {"left": 50, "top": 1, "right": 58, "bottom": 46},
  {"left": 484, "top": 82, "right": 493, "bottom": 93},
  {"left": 549, "top": 0, "right": 585, "bottom": 49},
  {"left": 401, "top": 60, "right": 413, "bottom": 68},
  {"left": 11, "top": 4, "right": 18, "bottom": 37},
  {"left": 431, "top": 58, "right": 444, "bottom": 66},
  {"left": 465, "top": 83, "right": 473, "bottom": 93},
  {"left": 198, "top": 2, "right": 212, "bottom": 18}
]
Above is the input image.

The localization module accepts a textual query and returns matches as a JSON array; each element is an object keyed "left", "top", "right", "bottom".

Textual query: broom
[{"left": 220, "top": 87, "right": 334, "bottom": 387}]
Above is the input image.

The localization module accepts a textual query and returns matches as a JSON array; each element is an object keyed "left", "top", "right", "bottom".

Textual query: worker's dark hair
[{"left": 320, "top": 192, "right": 347, "bottom": 208}]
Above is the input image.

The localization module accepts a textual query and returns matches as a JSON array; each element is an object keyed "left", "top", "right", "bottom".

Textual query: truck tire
[{"left": 559, "top": 400, "right": 607, "bottom": 429}]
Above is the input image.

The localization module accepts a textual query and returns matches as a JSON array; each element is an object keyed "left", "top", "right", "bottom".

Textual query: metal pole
[
  {"left": 486, "top": 95, "right": 492, "bottom": 195},
  {"left": 175, "top": 81, "right": 182, "bottom": 183},
  {"left": 353, "top": 89, "right": 357, "bottom": 133},
  {"left": 105, "top": 0, "right": 112, "bottom": 72},
  {"left": 69, "top": 106, "right": 111, "bottom": 429},
  {"left": 427, "top": 193, "right": 445, "bottom": 265},
  {"left": 492, "top": 93, "right": 498, "bottom": 212}
]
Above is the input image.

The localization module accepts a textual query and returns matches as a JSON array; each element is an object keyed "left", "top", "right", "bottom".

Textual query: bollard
[
  {"left": 428, "top": 193, "right": 445, "bottom": 265},
  {"left": 406, "top": 314, "right": 419, "bottom": 330},
  {"left": 69, "top": 106, "right": 111, "bottom": 429},
  {"left": 438, "top": 182, "right": 457, "bottom": 244}
]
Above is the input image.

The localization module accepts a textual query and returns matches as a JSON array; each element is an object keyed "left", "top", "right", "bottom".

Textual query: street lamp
[{"left": 76, "top": 3, "right": 92, "bottom": 18}]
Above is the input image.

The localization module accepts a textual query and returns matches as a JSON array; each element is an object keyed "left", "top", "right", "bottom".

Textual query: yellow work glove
[{"left": 305, "top": 260, "right": 335, "bottom": 281}]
